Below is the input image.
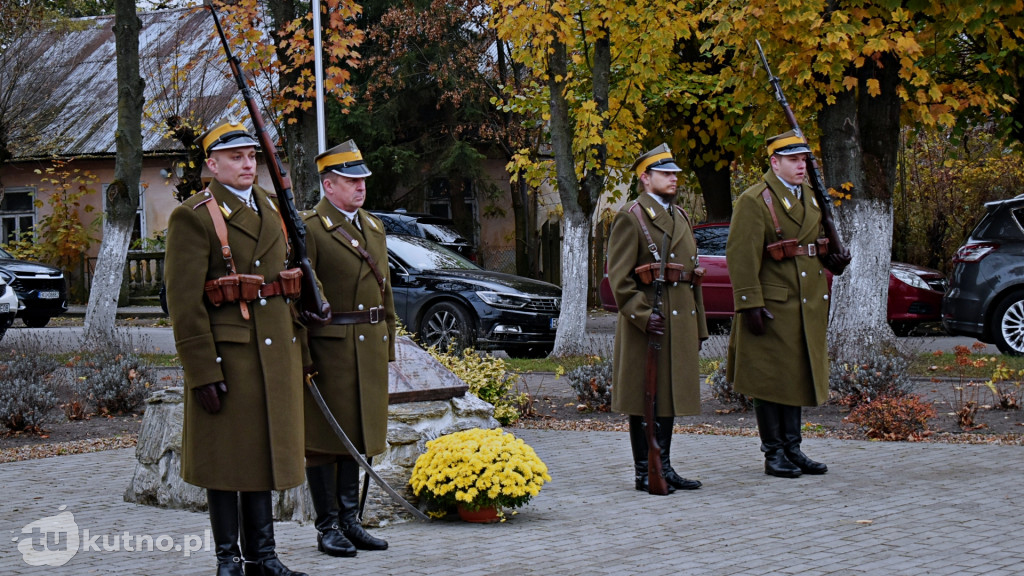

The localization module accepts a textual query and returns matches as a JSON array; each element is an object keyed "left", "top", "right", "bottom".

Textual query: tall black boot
[
  {"left": 305, "top": 463, "right": 357, "bottom": 557},
  {"left": 337, "top": 459, "right": 388, "bottom": 551},
  {"left": 780, "top": 405, "right": 827, "bottom": 474},
  {"left": 753, "top": 401, "right": 801, "bottom": 478},
  {"left": 240, "top": 491, "right": 308, "bottom": 576},
  {"left": 628, "top": 415, "right": 675, "bottom": 494},
  {"left": 656, "top": 417, "right": 701, "bottom": 490},
  {"left": 207, "top": 490, "right": 244, "bottom": 576}
]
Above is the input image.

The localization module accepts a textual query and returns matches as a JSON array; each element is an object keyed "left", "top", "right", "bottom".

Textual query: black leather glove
[
  {"left": 300, "top": 301, "right": 333, "bottom": 327},
  {"left": 195, "top": 381, "right": 228, "bottom": 414},
  {"left": 823, "top": 248, "right": 852, "bottom": 276},
  {"left": 742, "top": 307, "right": 774, "bottom": 336},
  {"left": 645, "top": 313, "right": 665, "bottom": 336}
]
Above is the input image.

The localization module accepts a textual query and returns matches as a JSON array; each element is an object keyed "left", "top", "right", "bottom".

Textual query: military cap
[
  {"left": 631, "top": 143, "right": 682, "bottom": 178},
  {"left": 316, "top": 140, "right": 372, "bottom": 178},
  {"left": 199, "top": 118, "right": 259, "bottom": 156},
  {"left": 766, "top": 130, "right": 812, "bottom": 156}
]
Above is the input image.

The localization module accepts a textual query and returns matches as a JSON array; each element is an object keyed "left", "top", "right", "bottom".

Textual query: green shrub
[
  {"left": 565, "top": 358, "right": 613, "bottom": 412},
  {"left": 705, "top": 360, "right": 752, "bottom": 412},
  {"left": 427, "top": 346, "right": 524, "bottom": 425}
]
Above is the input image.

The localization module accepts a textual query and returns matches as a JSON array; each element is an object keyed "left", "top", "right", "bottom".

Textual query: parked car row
[
  {"left": 599, "top": 222, "right": 949, "bottom": 336},
  {"left": 0, "top": 247, "right": 68, "bottom": 331}
]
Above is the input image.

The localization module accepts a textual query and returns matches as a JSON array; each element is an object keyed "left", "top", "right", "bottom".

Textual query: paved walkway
[{"left": 3, "top": 430, "right": 1022, "bottom": 575}]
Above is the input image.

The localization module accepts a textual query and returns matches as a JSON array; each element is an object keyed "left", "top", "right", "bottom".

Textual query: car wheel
[
  {"left": 22, "top": 315, "right": 51, "bottom": 328},
  {"left": 420, "top": 302, "right": 474, "bottom": 354},
  {"left": 506, "top": 345, "right": 553, "bottom": 359},
  {"left": 992, "top": 290, "right": 1024, "bottom": 356}
]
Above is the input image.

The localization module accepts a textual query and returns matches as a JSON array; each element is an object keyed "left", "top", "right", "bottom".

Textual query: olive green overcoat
[
  {"left": 166, "top": 180, "right": 307, "bottom": 491},
  {"left": 725, "top": 169, "right": 830, "bottom": 406},
  {"left": 609, "top": 193, "right": 709, "bottom": 417},
  {"left": 302, "top": 199, "right": 396, "bottom": 458}
]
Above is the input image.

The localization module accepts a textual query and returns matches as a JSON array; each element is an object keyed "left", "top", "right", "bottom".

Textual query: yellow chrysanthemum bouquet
[{"left": 409, "top": 428, "right": 552, "bottom": 517}]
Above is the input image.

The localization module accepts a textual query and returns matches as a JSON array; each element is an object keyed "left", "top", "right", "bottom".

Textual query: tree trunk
[
  {"left": 692, "top": 160, "right": 732, "bottom": 222},
  {"left": 552, "top": 210, "right": 589, "bottom": 355},
  {"left": 818, "top": 54, "right": 902, "bottom": 359},
  {"left": 84, "top": 0, "right": 143, "bottom": 342}
]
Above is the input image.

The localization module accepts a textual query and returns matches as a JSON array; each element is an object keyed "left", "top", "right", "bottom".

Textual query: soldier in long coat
[
  {"left": 608, "top": 144, "right": 709, "bottom": 495},
  {"left": 165, "top": 119, "right": 309, "bottom": 576},
  {"left": 726, "top": 130, "right": 831, "bottom": 479},
  {"left": 301, "top": 140, "right": 395, "bottom": 557}
]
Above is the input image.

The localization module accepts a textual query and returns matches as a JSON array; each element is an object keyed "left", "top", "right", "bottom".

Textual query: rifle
[
  {"left": 755, "top": 40, "right": 851, "bottom": 275},
  {"left": 207, "top": 1, "right": 330, "bottom": 322},
  {"left": 642, "top": 234, "right": 670, "bottom": 496}
]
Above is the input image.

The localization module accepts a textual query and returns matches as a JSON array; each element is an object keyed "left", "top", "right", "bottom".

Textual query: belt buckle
[
  {"left": 369, "top": 306, "right": 380, "bottom": 324},
  {"left": 807, "top": 244, "right": 817, "bottom": 257},
  {"left": 258, "top": 285, "right": 266, "bottom": 298}
]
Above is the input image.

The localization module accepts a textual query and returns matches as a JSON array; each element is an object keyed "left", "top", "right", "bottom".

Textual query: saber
[{"left": 305, "top": 375, "right": 430, "bottom": 521}]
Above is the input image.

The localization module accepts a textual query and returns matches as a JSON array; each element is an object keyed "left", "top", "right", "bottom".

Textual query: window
[{"left": 0, "top": 187, "right": 36, "bottom": 244}]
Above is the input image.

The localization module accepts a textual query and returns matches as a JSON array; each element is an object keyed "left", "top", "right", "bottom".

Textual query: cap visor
[
  {"left": 331, "top": 164, "right": 372, "bottom": 178},
  {"left": 651, "top": 161, "right": 682, "bottom": 172},
  {"left": 209, "top": 136, "right": 259, "bottom": 152},
  {"left": 774, "top": 146, "right": 811, "bottom": 156}
]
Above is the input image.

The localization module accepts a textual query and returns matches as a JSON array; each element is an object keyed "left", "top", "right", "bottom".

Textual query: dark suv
[
  {"left": 371, "top": 210, "right": 475, "bottom": 259},
  {"left": 0, "top": 248, "right": 68, "bottom": 327},
  {"left": 942, "top": 194, "right": 1024, "bottom": 355}
]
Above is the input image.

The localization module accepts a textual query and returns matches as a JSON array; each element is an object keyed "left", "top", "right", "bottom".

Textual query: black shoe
[
  {"left": 217, "top": 557, "right": 245, "bottom": 576},
  {"left": 785, "top": 448, "right": 828, "bottom": 475},
  {"left": 764, "top": 450, "right": 802, "bottom": 478},
  {"left": 243, "top": 556, "right": 308, "bottom": 576},
  {"left": 628, "top": 415, "right": 675, "bottom": 495},
  {"left": 338, "top": 459, "right": 388, "bottom": 550},
  {"left": 663, "top": 469, "right": 702, "bottom": 490},
  {"left": 306, "top": 463, "right": 358, "bottom": 557}
]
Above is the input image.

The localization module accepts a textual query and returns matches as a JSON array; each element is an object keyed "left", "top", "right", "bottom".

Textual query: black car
[
  {"left": 387, "top": 234, "right": 560, "bottom": 358},
  {"left": 942, "top": 194, "right": 1024, "bottom": 355},
  {"left": 372, "top": 211, "right": 475, "bottom": 259},
  {"left": 0, "top": 248, "right": 68, "bottom": 328}
]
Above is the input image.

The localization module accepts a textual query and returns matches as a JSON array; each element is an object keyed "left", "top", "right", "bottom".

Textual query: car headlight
[
  {"left": 477, "top": 291, "right": 530, "bottom": 309},
  {"left": 891, "top": 268, "right": 930, "bottom": 291},
  {"left": 0, "top": 270, "right": 12, "bottom": 284}
]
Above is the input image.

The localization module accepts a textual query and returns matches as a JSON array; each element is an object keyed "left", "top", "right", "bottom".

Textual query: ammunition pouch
[
  {"left": 634, "top": 263, "right": 705, "bottom": 286},
  {"left": 204, "top": 268, "right": 304, "bottom": 306},
  {"left": 765, "top": 237, "right": 830, "bottom": 261}
]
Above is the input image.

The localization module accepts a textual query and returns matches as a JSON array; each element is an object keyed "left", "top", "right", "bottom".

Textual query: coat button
[
  {"left": 824, "top": 295, "right": 829, "bottom": 300},
  {"left": 801, "top": 271, "right": 807, "bottom": 277},
  {"left": 740, "top": 295, "right": 747, "bottom": 301},
  {"left": 673, "top": 282, "right": 678, "bottom": 287},
  {"left": 691, "top": 310, "right": 696, "bottom": 315},
  {"left": 383, "top": 335, "right": 389, "bottom": 342},
  {"left": 265, "top": 338, "right": 272, "bottom": 345},
  {"left": 259, "top": 298, "right": 267, "bottom": 306},
  {"left": 358, "top": 334, "right": 365, "bottom": 342},
  {"left": 358, "top": 304, "right": 364, "bottom": 310},
  {"left": 630, "top": 314, "right": 636, "bottom": 319},
  {"left": 254, "top": 260, "right": 261, "bottom": 267},
  {"left": 672, "top": 310, "right": 678, "bottom": 316},
  {"left": 292, "top": 336, "right": 297, "bottom": 342},
  {"left": 670, "top": 253, "right": 676, "bottom": 258},
  {"left": 802, "top": 298, "right": 807, "bottom": 303},
  {"left": 215, "top": 356, "right": 222, "bottom": 364}
]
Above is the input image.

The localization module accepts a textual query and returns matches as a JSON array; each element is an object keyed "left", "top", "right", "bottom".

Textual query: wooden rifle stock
[
  {"left": 755, "top": 41, "right": 850, "bottom": 275},
  {"left": 207, "top": 2, "right": 330, "bottom": 321},
  {"left": 642, "top": 234, "right": 670, "bottom": 495}
]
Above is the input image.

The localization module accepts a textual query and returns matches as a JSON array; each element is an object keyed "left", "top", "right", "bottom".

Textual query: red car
[{"left": 600, "top": 222, "right": 948, "bottom": 335}]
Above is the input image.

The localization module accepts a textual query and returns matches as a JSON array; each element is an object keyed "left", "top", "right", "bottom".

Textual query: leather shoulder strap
[
  {"left": 332, "top": 225, "right": 387, "bottom": 295},
  {"left": 761, "top": 188, "right": 784, "bottom": 239},
  {"left": 628, "top": 202, "right": 661, "bottom": 262},
  {"left": 202, "top": 191, "right": 237, "bottom": 274}
]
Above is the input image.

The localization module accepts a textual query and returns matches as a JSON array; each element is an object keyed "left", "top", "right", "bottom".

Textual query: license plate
[
  {"left": 550, "top": 317, "right": 559, "bottom": 329},
  {"left": 0, "top": 303, "right": 8, "bottom": 313},
  {"left": 38, "top": 290, "right": 59, "bottom": 299}
]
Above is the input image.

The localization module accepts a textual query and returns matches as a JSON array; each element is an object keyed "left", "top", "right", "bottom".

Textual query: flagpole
[{"left": 312, "top": 0, "right": 326, "bottom": 197}]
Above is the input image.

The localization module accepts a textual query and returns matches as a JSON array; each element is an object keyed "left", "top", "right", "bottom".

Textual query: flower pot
[{"left": 456, "top": 504, "right": 502, "bottom": 523}]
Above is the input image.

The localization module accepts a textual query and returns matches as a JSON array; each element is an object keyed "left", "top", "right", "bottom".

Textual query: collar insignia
[
  {"left": 220, "top": 203, "right": 232, "bottom": 217},
  {"left": 646, "top": 205, "right": 657, "bottom": 219},
  {"left": 812, "top": 196, "right": 819, "bottom": 208},
  {"left": 321, "top": 215, "right": 334, "bottom": 228},
  {"left": 781, "top": 196, "right": 792, "bottom": 210}
]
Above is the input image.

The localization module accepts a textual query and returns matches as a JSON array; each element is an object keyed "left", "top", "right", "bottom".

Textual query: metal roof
[{"left": 4, "top": 7, "right": 277, "bottom": 160}]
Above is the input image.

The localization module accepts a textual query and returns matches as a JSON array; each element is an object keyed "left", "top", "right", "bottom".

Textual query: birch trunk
[{"left": 550, "top": 210, "right": 589, "bottom": 356}]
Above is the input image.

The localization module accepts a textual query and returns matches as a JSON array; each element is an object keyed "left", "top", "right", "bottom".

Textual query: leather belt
[
  {"left": 330, "top": 306, "right": 385, "bottom": 325},
  {"left": 257, "top": 279, "right": 288, "bottom": 298},
  {"left": 789, "top": 243, "right": 820, "bottom": 257}
]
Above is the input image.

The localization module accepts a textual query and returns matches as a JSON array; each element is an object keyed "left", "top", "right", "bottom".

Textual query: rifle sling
[{"left": 331, "top": 220, "right": 387, "bottom": 296}]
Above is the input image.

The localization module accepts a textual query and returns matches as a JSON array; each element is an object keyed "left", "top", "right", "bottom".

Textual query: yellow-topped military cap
[
  {"left": 631, "top": 143, "right": 682, "bottom": 178},
  {"left": 316, "top": 140, "right": 372, "bottom": 178},
  {"left": 199, "top": 118, "right": 259, "bottom": 157},
  {"left": 766, "top": 130, "right": 811, "bottom": 156}
]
